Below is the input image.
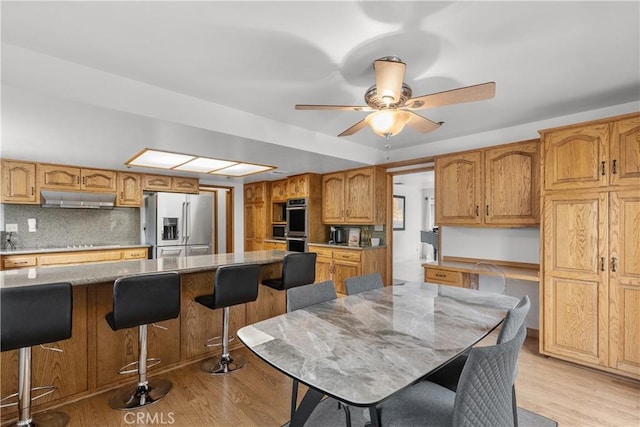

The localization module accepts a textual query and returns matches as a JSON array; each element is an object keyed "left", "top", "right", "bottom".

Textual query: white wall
[{"left": 392, "top": 184, "right": 425, "bottom": 260}]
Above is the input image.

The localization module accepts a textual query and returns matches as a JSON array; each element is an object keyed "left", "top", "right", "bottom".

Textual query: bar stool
[
  {"left": 1, "top": 282, "right": 73, "bottom": 427},
  {"left": 105, "top": 272, "right": 180, "bottom": 410},
  {"left": 261, "top": 252, "right": 317, "bottom": 291},
  {"left": 195, "top": 263, "right": 260, "bottom": 374}
]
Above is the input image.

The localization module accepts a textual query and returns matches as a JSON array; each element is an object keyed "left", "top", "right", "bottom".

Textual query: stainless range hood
[{"left": 41, "top": 190, "right": 116, "bottom": 209}]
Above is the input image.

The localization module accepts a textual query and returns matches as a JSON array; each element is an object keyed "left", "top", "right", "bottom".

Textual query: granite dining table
[{"left": 237, "top": 281, "right": 519, "bottom": 427}]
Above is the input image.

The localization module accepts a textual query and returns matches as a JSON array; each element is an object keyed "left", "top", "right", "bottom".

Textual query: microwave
[{"left": 272, "top": 224, "right": 286, "bottom": 240}]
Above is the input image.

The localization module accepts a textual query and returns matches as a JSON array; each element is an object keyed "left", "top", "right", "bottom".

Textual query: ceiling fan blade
[
  {"left": 406, "top": 112, "right": 442, "bottom": 133},
  {"left": 338, "top": 119, "right": 368, "bottom": 137},
  {"left": 374, "top": 58, "right": 406, "bottom": 104},
  {"left": 404, "top": 82, "right": 496, "bottom": 110},
  {"left": 295, "top": 104, "right": 373, "bottom": 112}
]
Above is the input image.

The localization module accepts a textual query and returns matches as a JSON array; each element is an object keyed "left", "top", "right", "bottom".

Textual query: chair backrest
[
  {"left": 1, "top": 282, "right": 73, "bottom": 351},
  {"left": 214, "top": 263, "right": 260, "bottom": 309},
  {"left": 452, "top": 324, "right": 527, "bottom": 427},
  {"left": 287, "top": 280, "right": 337, "bottom": 312},
  {"left": 282, "top": 252, "right": 317, "bottom": 290},
  {"left": 344, "top": 272, "right": 384, "bottom": 295},
  {"left": 470, "top": 262, "right": 506, "bottom": 294},
  {"left": 112, "top": 272, "right": 180, "bottom": 330},
  {"left": 497, "top": 295, "right": 531, "bottom": 344}
]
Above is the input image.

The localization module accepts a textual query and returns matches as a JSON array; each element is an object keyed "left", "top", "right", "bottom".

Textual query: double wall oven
[{"left": 286, "top": 198, "right": 308, "bottom": 252}]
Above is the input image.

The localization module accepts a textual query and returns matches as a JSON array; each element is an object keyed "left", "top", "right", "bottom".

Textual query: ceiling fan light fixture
[{"left": 365, "top": 109, "right": 411, "bottom": 137}]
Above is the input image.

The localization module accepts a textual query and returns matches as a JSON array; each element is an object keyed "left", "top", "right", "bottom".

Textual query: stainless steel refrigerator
[{"left": 145, "top": 192, "right": 213, "bottom": 259}]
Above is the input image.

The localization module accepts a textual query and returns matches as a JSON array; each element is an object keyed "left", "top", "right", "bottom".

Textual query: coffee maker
[{"left": 329, "top": 226, "right": 347, "bottom": 244}]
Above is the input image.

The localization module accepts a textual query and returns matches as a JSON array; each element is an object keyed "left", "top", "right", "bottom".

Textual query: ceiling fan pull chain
[{"left": 385, "top": 135, "right": 391, "bottom": 160}]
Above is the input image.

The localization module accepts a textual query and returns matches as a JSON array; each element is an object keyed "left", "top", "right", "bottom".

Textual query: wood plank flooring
[{"left": 3, "top": 335, "right": 639, "bottom": 426}]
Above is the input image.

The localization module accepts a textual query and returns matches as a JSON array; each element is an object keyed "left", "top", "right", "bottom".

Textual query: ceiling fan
[{"left": 295, "top": 56, "right": 496, "bottom": 138}]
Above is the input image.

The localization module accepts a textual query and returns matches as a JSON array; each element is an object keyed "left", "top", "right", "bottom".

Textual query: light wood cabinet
[
  {"left": 38, "top": 164, "right": 117, "bottom": 192},
  {"left": 287, "top": 174, "right": 310, "bottom": 198},
  {"left": 263, "top": 241, "right": 286, "bottom": 251},
  {"left": 244, "top": 182, "right": 269, "bottom": 251},
  {"left": 143, "top": 174, "right": 199, "bottom": 194},
  {"left": 424, "top": 266, "right": 466, "bottom": 287},
  {"left": 1, "top": 159, "right": 38, "bottom": 204},
  {"left": 116, "top": 172, "right": 143, "bottom": 207},
  {"left": 321, "top": 167, "right": 386, "bottom": 225},
  {"left": 0, "top": 247, "right": 148, "bottom": 270},
  {"left": 540, "top": 112, "right": 640, "bottom": 380},
  {"left": 435, "top": 140, "right": 539, "bottom": 226},
  {"left": 307, "top": 244, "right": 386, "bottom": 294},
  {"left": 270, "top": 179, "right": 288, "bottom": 202}
]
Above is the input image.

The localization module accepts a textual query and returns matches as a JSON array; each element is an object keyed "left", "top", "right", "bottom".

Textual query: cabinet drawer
[
  {"left": 425, "top": 268, "right": 463, "bottom": 286},
  {"left": 308, "top": 246, "right": 333, "bottom": 259},
  {"left": 332, "top": 250, "right": 361, "bottom": 263},
  {"left": 122, "top": 248, "right": 148, "bottom": 259},
  {"left": 3, "top": 256, "right": 37, "bottom": 269},
  {"left": 40, "top": 251, "right": 122, "bottom": 266}
]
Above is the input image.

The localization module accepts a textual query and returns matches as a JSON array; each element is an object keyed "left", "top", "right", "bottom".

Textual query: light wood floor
[{"left": 7, "top": 335, "right": 640, "bottom": 427}]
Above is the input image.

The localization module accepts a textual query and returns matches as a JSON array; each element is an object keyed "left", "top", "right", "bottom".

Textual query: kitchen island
[{"left": 0, "top": 250, "right": 288, "bottom": 422}]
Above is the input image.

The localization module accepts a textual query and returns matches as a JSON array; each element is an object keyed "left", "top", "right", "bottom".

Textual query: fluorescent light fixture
[
  {"left": 174, "top": 157, "right": 237, "bottom": 173},
  {"left": 125, "top": 148, "right": 275, "bottom": 177},
  {"left": 210, "top": 163, "right": 274, "bottom": 177},
  {"left": 126, "top": 149, "right": 195, "bottom": 168}
]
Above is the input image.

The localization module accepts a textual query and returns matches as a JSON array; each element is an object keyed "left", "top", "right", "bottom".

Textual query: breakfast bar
[{"left": 0, "top": 250, "right": 288, "bottom": 420}]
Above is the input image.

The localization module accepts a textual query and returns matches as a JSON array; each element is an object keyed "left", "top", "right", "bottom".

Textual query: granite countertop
[
  {"left": 0, "top": 250, "right": 287, "bottom": 288},
  {"left": 307, "top": 242, "right": 386, "bottom": 250},
  {"left": 0, "top": 244, "right": 150, "bottom": 256}
]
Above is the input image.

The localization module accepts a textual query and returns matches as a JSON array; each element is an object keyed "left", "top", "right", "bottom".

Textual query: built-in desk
[{"left": 423, "top": 256, "right": 540, "bottom": 288}]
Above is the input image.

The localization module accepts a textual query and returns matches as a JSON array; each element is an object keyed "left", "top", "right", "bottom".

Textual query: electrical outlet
[
  {"left": 5, "top": 224, "right": 18, "bottom": 232},
  {"left": 373, "top": 225, "right": 383, "bottom": 232}
]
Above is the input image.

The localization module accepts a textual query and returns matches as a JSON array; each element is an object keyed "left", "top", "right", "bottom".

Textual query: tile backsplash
[{"left": 2, "top": 205, "right": 140, "bottom": 248}]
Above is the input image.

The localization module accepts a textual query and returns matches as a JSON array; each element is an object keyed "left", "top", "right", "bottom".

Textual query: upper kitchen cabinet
[
  {"left": 270, "top": 179, "right": 288, "bottom": 202},
  {"left": 1, "top": 159, "right": 39, "bottom": 204},
  {"left": 540, "top": 112, "right": 640, "bottom": 191},
  {"left": 38, "top": 164, "right": 117, "bottom": 192},
  {"left": 244, "top": 181, "right": 267, "bottom": 204},
  {"left": 116, "top": 172, "right": 143, "bottom": 207},
  {"left": 143, "top": 174, "right": 199, "bottom": 194},
  {"left": 244, "top": 181, "right": 269, "bottom": 251},
  {"left": 322, "top": 166, "right": 387, "bottom": 225},
  {"left": 435, "top": 139, "right": 540, "bottom": 227},
  {"left": 287, "top": 173, "right": 320, "bottom": 199}
]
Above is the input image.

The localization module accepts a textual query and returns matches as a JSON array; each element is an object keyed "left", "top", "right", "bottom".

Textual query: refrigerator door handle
[
  {"left": 181, "top": 201, "right": 187, "bottom": 244},
  {"left": 186, "top": 201, "right": 191, "bottom": 241}
]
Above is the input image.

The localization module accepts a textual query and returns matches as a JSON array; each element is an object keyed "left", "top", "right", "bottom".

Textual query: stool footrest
[
  {"left": 205, "top": 335, "right": 235, "bottom": 348},
  {"left": 118, "top": 358, "right": 161, "bottom": 375},
  {"left": 0, "top": 385, "right": 56, "bottom": 408}
]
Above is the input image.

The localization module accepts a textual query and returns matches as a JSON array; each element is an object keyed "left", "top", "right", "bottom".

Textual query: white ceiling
[{"left": 1, "top": 1, "right": 638, "bottom": 184}]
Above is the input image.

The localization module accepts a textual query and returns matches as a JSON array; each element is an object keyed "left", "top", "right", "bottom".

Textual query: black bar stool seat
[
  {"left": 262, "top": 252, "right": 317, "bottom": 291},
  {"left": 105, "top": 272, "right": 180, "bottom": 410},
  {"left": 195, "top": 263, "right": 260, "bottom": 374},
  {"left": 1, "top": 282, "right": 73, "bottom": 427}
]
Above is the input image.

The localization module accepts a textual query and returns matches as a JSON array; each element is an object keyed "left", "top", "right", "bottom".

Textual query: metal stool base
[
  {"left": 108, "top": 379, "right": 172, "bottom": 410},
  {"left": 200, "top": 354, "right": 246, "bottom": 375},
  {"left": 16, "top": 411, "right": 70, "bottom": 427}
]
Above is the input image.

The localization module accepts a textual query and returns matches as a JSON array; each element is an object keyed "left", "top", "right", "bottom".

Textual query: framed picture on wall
[{"left": 393, "top": 195, "right": 405, "bottom": 230}]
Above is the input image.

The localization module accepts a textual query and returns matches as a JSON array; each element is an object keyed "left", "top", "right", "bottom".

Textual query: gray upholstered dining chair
[
  {"left": 372, "top": 324, "right": 527, "bottom": 427},
  {"left": 286, "top": 280, "right": 351, "bottom": 426},
  {"left": 424, "top": 295, "right": 531, "bottom": 425},
  {"left": 344, "top": 272, "right": 384, "bottom": 295}
]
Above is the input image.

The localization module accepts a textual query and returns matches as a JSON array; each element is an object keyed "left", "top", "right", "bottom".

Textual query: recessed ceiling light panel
[
  {"left": 126, "top": 149, "right": 195, "bottom": 168},
  {"left": 174, "top": 157, "right": 237, "bottom": 173},
  {"left": 210, "top": 163, "right": 274, "bottom": 177}
]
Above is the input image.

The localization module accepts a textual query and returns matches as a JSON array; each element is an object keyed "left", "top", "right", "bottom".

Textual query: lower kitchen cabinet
[
  {"left": 424, "top": 266, "right": 468, "bottom": 288},
  {"left": 263, "top": 240, "right": 286, "bottom": 251},
  {"left": 0, "top": 247, "right": 148, "bottom": 270},
  {"left": 307, "top": 244, "right": 386, "bottom": 294}
]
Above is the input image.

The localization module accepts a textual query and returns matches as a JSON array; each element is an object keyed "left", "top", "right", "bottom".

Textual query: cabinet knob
[
  {"left": 600, "top": 257, "right": 606, "bottom": 272},
  {"left": 486, "top": 205, "right": 489, "bottom": 216},
  {"left": 611, "top": 257, "right": 618, "bottom": 272},
  {"left": 475, "top": 206, "right": 479, "bottom": 216},
  {"left": 601, "top": 161, "right": 606, "bottom": 176},
  {"left": 612, "top": 160, "right": 617, "bottom": 175}
]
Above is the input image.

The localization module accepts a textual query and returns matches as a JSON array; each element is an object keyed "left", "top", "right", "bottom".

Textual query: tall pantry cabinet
[{"left": 539, "top": 112, "right": 640, "bottom": 379}]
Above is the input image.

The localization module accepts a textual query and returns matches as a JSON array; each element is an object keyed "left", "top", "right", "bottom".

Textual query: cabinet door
[
  {"left": 143, "top": 174, "right": 172, "bottom": 191},
  {"left": 333, "top": 260, "right": 361, "bottom": 295},
  {"left": 244, "top": 204, "right": 255, "bottom": 251},
  {"left": 608, "top": 190, "right": 640, "bottom": 376},
  {"left": 345, "top": 168, "right": 376, "bottom": 224},
  {"left": 1, "top": 160, "right": 38, "bottom": 203},
  {"left": 81, "top": 168, "right": 116, "bottom": 192},
  {"left": 322, "top": 172, "right": 345, "bottom": 224},
  {"left": 542, "top": 123, "right": 609, "bottom": 191},
  {"left": 542, "top": 192, "right": 608, "bottom": 367},
  {"left": 117, "top": 172, "right": 142, "bottom": 207},
  {"left": 38, "top": 164, "right": 81, "bottom": 190},
  {"left": 172, "top": 176, "right": 199, "bottom": 194},
  {"left": 271, "top": 179, "right": 288, "bottom": 202},
  {"left": 287, "top": 175, "right": 308, "bottom": 198},
  {"left": 253, "top": 202, "right": 266, "bottom": 250},
  {"left": 316, "top": 257, "right": 333, "bottom": 284},
  {"left": 484, "top": 142, "right": 540, "bottom": 225},
  {"left": 435, "top": 151, "right": 483, "bottom": 225},
  {"left": 610, "top": 115, "right": 640, "bottom": 188}
]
